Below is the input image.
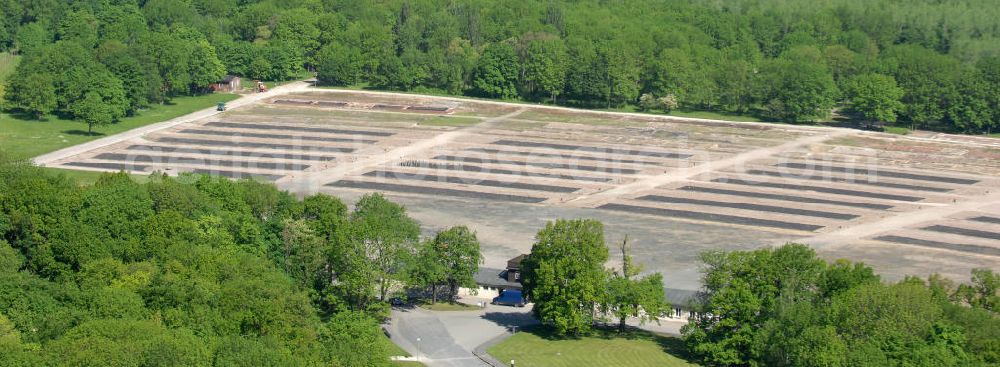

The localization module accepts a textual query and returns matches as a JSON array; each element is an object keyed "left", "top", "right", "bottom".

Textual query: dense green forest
[
  {"left": 0, "top": 155, "right": 485, "bottom": 366},
  {"left": 682, "top": 244, "right": 1000, "bottom": 367},
  {"left": 2, "top": 0, "right": 1000, "bottom": 132}
]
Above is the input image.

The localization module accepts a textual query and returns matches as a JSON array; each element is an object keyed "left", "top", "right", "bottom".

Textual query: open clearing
[
  {"left": 488, "top": 329, "right": 696, "bottom": 367},
  {"left": 37, "top": 87, "right": 1000, "bottom": 292},
  {"left": 1, "top": 93, "right": 238, "bottom": 160}
]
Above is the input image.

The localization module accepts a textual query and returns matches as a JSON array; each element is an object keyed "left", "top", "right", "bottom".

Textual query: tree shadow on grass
[
  {"left": 3, "top": 110, "right": 49, "bottom": 122},
  {"left": 61, "top": 130, "right": 105, "bottom": 137},
  {"left": 653, "top": 333, "right": 698, "bottom": 364}
]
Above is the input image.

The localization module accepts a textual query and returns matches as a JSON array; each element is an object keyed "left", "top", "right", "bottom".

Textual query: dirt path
[
  {"left": 278, "top": 108, "right": 526, "bottom": 193},
  {"left": 565, "top": 129, "right": 858, "bottom": 207},
  {"left": 32, "top": 81, "right": 312, "bottom": 166},
  {"left": 803, "top": 191, "right": 1000, "bottom": 250}
]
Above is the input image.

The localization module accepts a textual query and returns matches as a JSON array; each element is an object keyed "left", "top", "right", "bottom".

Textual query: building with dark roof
[{"left": 504, "top": 254, "right": 526, "bottom": 283}]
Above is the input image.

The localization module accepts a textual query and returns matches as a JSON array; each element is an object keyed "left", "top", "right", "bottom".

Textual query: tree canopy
[
  {"left": 0, "top": 157, "right": 484, "bottom": 366},
  {"left": 682, "top": 243, "right": 1000, "bottom": 367},
  {"left": 4, "top": 0, "right": 1000, "bottom": 132},
  {"left": 521, "top": 220, "right": 670, "bottom": 337}
]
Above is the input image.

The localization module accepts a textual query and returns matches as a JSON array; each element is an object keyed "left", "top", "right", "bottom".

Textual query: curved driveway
[{"left": 388, "top": 304, "right": 538, "bottom": 367}]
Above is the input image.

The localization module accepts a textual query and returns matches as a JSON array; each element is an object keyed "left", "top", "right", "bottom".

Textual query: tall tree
[
  {"left": 599, "top": 41, "right": 641, "bottom": 108},
  {"left": 603, "top": 236, "right": 670, "bottom": 333},
  {"left": 682, "top": 243, "right": 826, "bottom": 366},
  {"left": 317, "top": 42, "right": 364, "bottom": 86},
  {"left": 4, "top": 72, "right": 56, "bottom": 119},
  {"left": 472, "top": 42, "right": 519, "bottom": 99},
  {"left": 878, "top": 45, "right": 962, "bottom": 128},
  {"left": 844, "top": 73, "right": 905, "bottom": 123},
  {"left": 523, "top": 37, "right": 568, "bottom": 103},
  {"left": 407, "top": 239, "right": 448, "bottom": 304},
  {"left": 521, "top": 219, "right": 608, "bottom": 336},
  {"left": 431, "top": 226, "right": 482, "bottom": 300},
  {"left": 955, "top": 268, "right": 999, "bottom": 312},
  {"left": 341, "top": 193, "right": 420, "bottom": 308},
  {"left": 758, "top": 58, "right": 838, "bottom": 122}
]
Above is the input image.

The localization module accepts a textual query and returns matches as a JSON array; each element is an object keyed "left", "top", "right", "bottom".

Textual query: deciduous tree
[
  {"left": 603, "top": 236, "right": 669, "bottom": 333},
  {"left": 844, "top": 73, "right": 905, "bottom": 123},
  {"left": 521, "top": 219, "right": 608, "bottom": 336},
  {"left": 472, "top": 42, "right": 519, "bottom": 99}
]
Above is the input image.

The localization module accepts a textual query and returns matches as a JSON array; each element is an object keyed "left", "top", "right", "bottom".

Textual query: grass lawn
[
  {"left": 883, "top": 126, "right": 910, "bottom": 135},
  {"left": 386, "top": 336, "right": 410, "bottom": 358},
  {"left": 385, "top": 335, "right": 428, "bottom": 367},
  {"left": 0, "top": 93, "right": 238, "bottom": 160},
  {"left": 488, "top": 328, "right": 698, "bottom": 367}
]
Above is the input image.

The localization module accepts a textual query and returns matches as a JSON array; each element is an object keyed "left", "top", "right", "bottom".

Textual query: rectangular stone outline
[
  {"left": 677, "top": 186, "right": 893, "bottom": 210},
  {"left": 776, "top": 162, "right": 979, "bottom": 185},
  {"left": 493, "top": 139, "right": 691, "bottom": 159},
  {"left": 125, "top": 145, "right": 337, "bottom": 162},
  {"left": 93, "top": 153, "right": 311, "bottom": 171},
  {"left": 178, "top": 128, "right": 377, "bottom": 144},
  {"left": 152, "top": 137, "right": 355, "bottom": 153},
  {"left": 636, "top": 195, "right": 859, "bottom": 220},
  {"left": 204, "top": 121, "right": 394, "bottom": 137},
  {"left": 326, "top": 180, "right": 546, "bottom": 203},
  {"left": 400, "top": 161, "right": 611, "bottom": 183},
  {"left": 466, "top": 148, "right": 663, "bottom": 166},
  {"left": 746, "top": 170, "right": 952, "bottom": 193},
  {"left": 434, "top": 155, "right": 641, "bottom": 174},
  {"left": 922, "top": 225, "right": 1000, "bottom": 241},
  {"left": 363, "top": 171, "right": 579, "bottom": 193},
  {"left": 711, "top": 178, "right": 924, "bottom": 202},
  {"left": 874, "top": 235, "right": 1000, "bottom": 257},
  {"left": 968, "top": 216, "right": 1000, "bottom": 225},
  {"left": 597, "top": 203, "right": 823, "bottom": 231}
]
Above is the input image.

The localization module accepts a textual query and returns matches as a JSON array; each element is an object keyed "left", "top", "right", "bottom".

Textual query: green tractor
[{"left": 216, "top": 102, "right": 227, "bottom": 111}]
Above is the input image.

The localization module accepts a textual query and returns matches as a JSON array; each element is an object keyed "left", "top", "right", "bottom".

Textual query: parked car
[{"left": 492, "top": 289, "right": 526, "bottom": 307}]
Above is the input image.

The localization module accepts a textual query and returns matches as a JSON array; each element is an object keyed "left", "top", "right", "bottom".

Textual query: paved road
[
  {"left": 386, "top": 299, "right": 689, "bottom": 367},
  {"left": 387, "top": 302, "right": 538, "bottom": 367}
]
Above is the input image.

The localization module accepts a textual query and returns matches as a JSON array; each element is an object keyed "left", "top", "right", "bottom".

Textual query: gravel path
[
  {"left": 565, "top": 129, "right": 857, "bottom": 207},
  {"left": 804, "top": 191, "right": 1000, "bottom": 249},
  {"left": 279, "top": 108, "right": 526, "bottom": 192}
]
